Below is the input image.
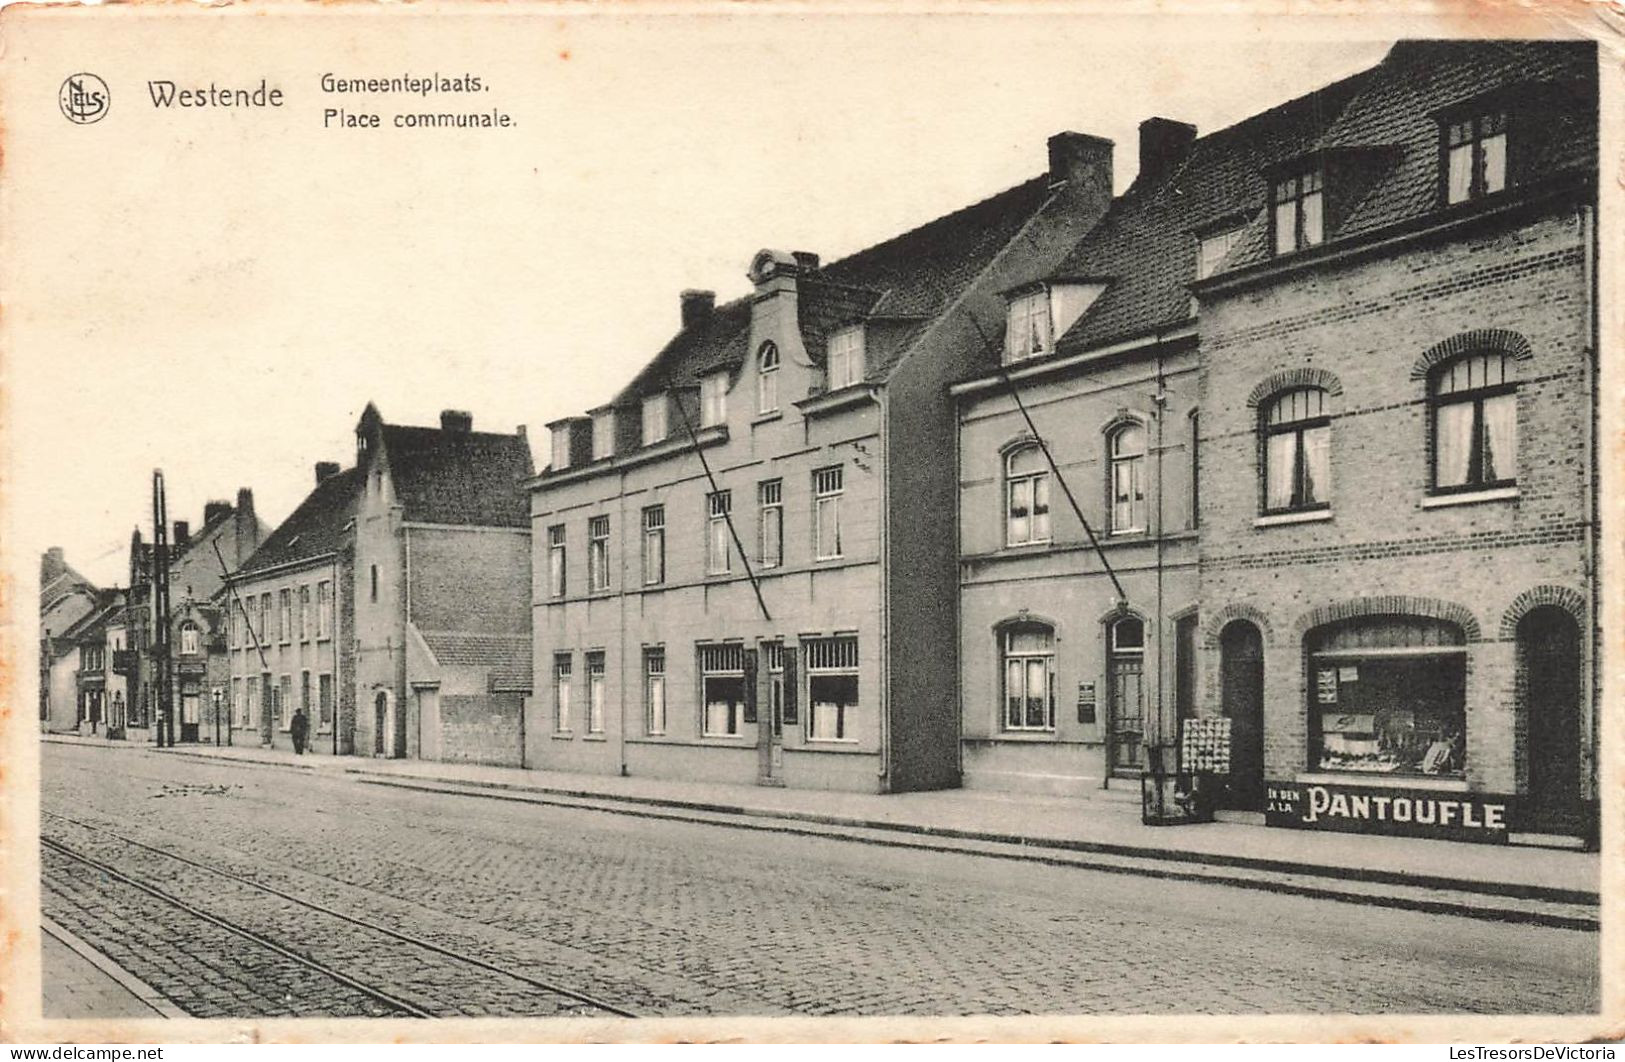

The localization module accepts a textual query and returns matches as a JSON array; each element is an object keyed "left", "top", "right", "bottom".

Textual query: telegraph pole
[{"left": 152, "top": 470, "right": 174, "bottom": 749}]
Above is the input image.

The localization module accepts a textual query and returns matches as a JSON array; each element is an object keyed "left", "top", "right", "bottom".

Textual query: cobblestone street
[{"left": 40, "top": 743, "right": 1598, "bottom": 1018}]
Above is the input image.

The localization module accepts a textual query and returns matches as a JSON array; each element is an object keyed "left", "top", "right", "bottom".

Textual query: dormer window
[
  {"left": 591, "top": 410, "right": 615, "bottom": 461},
  {"left": 700, "top": 372, "right": 727, "bottom": 428},
  {"left": 550, "top": 425, "right": 572, "bottom": 470},
  {"left": 642, "top": 394, "right": 668, "bottom": 445},
  {"left": 180, "top": 622, "right": 200, "bottom": 656},
  {"left": 828, "top": 326, "right": 865, "bottom": 390},
  {"left": 757, "top": 341, "right": 780, "bottom": 415},
  {"left": 1444, "top": 112, "right": 1507, "bottom": 204},
  {"left": 1271, "top": 170, "right": 1324, "bottom": 255},
  {"left": 1197, "top": 227, "right": 1245, "bottom": 279},
  {"left": 1005, "top": 290, "right": 1052, "bottom": 363}
]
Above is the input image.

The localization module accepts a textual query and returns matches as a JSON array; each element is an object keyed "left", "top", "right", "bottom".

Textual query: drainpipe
[
  {"left": 618, "top": 466, "right": 630, "bottom": 777},
  {"left": 1153, "top": 343, "right": 1168, "bottom": 754},
  {"left": 877, "top": 390, "right": 891, "bottom": 791},
  {"left": 1581, "top": 203, "right": 1598, "bottom": 805}
]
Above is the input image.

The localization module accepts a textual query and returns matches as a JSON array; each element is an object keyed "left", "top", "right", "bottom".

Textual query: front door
[
  {"left": 757, "top": 642, "right": 788, "bottom": 785},
  {"left": 1220, "top": 620, "right": 1265, "bottom": 810},
  {"left": 374, "top": 691, "right": 391, "bottom": 757},
  {"left": 180, "top": 692, "right": 200, "bottom": 743},
  {"left": 1522, "top": 607, "right": 1583, "bottom": 835}
]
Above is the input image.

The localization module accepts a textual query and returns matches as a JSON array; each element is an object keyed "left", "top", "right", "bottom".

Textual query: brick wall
[
  {"left": 1195, "top": 204, "right": 1593, "bottom": 800},
  {"left": 438, "top": 692, "right": 524, "bottom": 766}
]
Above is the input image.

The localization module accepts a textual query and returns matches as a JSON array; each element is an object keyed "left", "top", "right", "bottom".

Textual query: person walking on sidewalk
[{"left": 291, "top": 707, "right": 309, "bottom": 756}]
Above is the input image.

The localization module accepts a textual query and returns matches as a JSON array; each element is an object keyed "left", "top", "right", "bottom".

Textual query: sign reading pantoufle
[{"left": 1264, "top": 780, "right": 1515, "bottom": 844}]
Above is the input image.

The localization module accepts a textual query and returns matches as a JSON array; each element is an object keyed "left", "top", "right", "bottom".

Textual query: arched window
[
  {"left": 757, "top": 341, "right": 780, "bottom": 415},
  {"left": 1260, "top": 387, "right": 1330, "bottom": 514},
  {"left": 179, "top": 622, "right": 200, "bottom": 656},
  {"left": 1002, "top": 624, "right": 1054, "bottom": 731},
  {"left": 1108, "top": 423, "right": 1146, "bottom": 533},
  {"left": 1005, "top": 446, "right": 1050, "bottom": 546},
  {"left": 1430, "top": 352, "right": 1515, "bottom": 493}
]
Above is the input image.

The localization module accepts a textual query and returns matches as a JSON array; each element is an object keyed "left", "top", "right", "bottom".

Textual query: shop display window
[{"left": 1307, "top": 616, "right": 1466, "bottom": 777}]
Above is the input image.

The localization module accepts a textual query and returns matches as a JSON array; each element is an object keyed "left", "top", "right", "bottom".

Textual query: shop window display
[{"left": 1307, "top": 616, "right": 1466, "bottom": 777}]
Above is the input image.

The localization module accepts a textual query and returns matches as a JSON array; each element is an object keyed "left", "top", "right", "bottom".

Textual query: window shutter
[{"left": 742, "top": 649, "right": 758, "bottom": 725}]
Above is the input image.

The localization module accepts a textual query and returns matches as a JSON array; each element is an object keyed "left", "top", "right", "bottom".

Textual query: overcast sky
[{"left": 3, "top": 7, "right": 1574, "bottom": 587}]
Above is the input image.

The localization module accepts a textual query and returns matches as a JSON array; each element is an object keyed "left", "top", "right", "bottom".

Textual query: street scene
[
  {"left": 17, "top": 17, "right": 1604, "bottom": 1030},
  {"left": 39, "top": 740, "right": 1599, "bottom": 1017}
]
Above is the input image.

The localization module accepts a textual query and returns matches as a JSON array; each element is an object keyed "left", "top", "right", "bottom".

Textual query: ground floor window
[
  {"left": 318, "top": 673, "right": 334, "bottom": 731},
  {"left": 553, "top": 654, "right": 572, "bottom": 732},
  {"left": 232, "top": 678, "right": 245, "bottom": 726},
  {"left": 700, "top": 643, "right": 745, "bottom": 737},
  {"left": 279, "top": 675, "right": 293, "bottom": 731},
  {"left": 806, "top": 636, "right": 858, "bottom": 741},
  {"left": 1308, "top": 616, "right": 1466, "bottom": 777},
  {"left": 587, "top": 651, "right": 606, "bottom": 733},
  {"left": 1002, "top": 625, "right": 1055, "bottom": 731},
  {"left": 645, "top": 649, "right": 666, "bottom": 735}
]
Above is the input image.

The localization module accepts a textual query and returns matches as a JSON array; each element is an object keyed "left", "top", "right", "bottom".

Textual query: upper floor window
[
  {"left": 814, "top": 466, "right": 844, "bottom": 560},
  {"left": 1430, "top": 353, "right": 1516, "bottom": 494},
  {"left": 591, "top": 411, "right": 615, "bottom": 461},
  {"left": 587, "top": 515, "right": 611, "bottom": 592},
  {"left": 757, "top": 341, "right": 780, "bottom": 415},
  {"left": 706, "top": 491, "right": 732, "bottom": 574},
  {"left": 278, "top": 589, "right": 293, "bottom": 640},
  {"left": 316, "top": 581, "right": 332, "bottom": 639},
  {"left": 1272, "top": 170, "right": 1324, "bottom": 255},
  {"left": 1002, "top": 625, "right": 1055, "bottom": 732},
  {"left": 642, "top": 394, "right": 668, "bottom": 446},
  {"left": 1261, "top": 387, "right": 1330, "bottom": 514},
  {"left": 1197, "top": 228, "right": 1244, "bottom": 279},
  {"left": 700, "top": 372, "right": 727, "bottom": 428},
  {"left": 180, "top": 622, "right": 200, "bottom": 656},
  {"left": 828, "top": 326, "right": 865, "bottom": 390},
  {"left": 1444, "top": 112, "right": 1507, "bottom": 205},
  {"left": 1005, "top": 290, "right": 1052, "bottom": 363},
  {"left": 298, "top": 585, "right": 311, "bottom": 641},
  {"left": 642, "top": 505, "right": 665, "bottom": 586},
  {"left": 1005, "top": 445, "right": 1051, "bottom": 546},
  {"left": 1108, "top": 424, "right": 1147, "bottom": 534},
  {"left": 758, "top": 479, "right": 783, "bottom": 569},
  {"left": 550, "top": 426, "right": 571, "bottom": 470},
  {"left": 547, "top": 524, "right": 567, "bottom": 597}
]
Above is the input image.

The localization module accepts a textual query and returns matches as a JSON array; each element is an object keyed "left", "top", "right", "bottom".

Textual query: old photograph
[{"left": 1, "top": 3, "right": 1614, "bottom": 1043}]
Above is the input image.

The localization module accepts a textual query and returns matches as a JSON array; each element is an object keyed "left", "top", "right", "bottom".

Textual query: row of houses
[{"left": 42, "top": 39, "right": 1599, "bottom": 848}]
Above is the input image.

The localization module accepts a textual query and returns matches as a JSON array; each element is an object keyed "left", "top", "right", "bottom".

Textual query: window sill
[
  {"left": 582, "top": 733, "right": 607, "bottom": 742},
  {"left": 988, "top": 730, "right": 1059, "bottom": 742},
  {"left": 752, "top": 411, "right": 783, "bottom": 426},
  {"left": 551, "top": 731, "right": 574, "bottom": 740},
  {"left": 805, "top": 738, "right": 860, "bottom": 746},
  {"left": 1295, "top": 771, "right": 1469, "bottom": 792},
  {"left": 1421, "top": 486, "right": 1519, "bottom": 509},
  {"left": 1254, "top": 509, "right": 1332, "bottom": 528}
]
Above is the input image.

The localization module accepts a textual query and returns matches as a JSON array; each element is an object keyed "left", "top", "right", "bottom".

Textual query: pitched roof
[
  {"left": 381, "top": 423, "right": 533, "bottom": 528},
  {"left": 1037, "top": 39, "right": 1594, "bottom": 358},
  {"left": 419, "top": 631, "right": 532, "bottom": 691},
  {"left": 237, "top": 467, "right": 364, "bottom": 577},
  {"left": 607, "top": 173, "right": 1059, "bottom": 407},
  {"left": 61, "top": 589, "right": 124, "bottom": 644},
  {"left": 40, "top": 550, "right": 96, "bottom": 610}
]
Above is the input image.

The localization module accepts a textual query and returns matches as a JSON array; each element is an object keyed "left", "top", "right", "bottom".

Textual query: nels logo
[{"left": 59, "top": 73, "right": 110, "bottom": 125}]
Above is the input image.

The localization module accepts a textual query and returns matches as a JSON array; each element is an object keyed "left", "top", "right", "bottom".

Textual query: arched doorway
[
  {"left": 1520, "top": 606, "right": 1583, "bottom": 835},
  {"left": 373, "top": 689, "right": 397, "bottom": 758},
  {"left": 1219, "top": 620, "right": 1264, "bottom": 809}
]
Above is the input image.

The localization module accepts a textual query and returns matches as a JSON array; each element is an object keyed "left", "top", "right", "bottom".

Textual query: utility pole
[{"left": 152, "top": 470, "right": 174, "bottom": 749}]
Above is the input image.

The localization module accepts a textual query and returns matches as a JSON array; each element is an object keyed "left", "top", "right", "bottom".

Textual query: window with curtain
[
  {"left": 1004, "top": 290, "right": 1052, "bottom": 363},
  {"left": 1108, "top": 423, "right": 1147, "bottom": 533},
  {"left": 1444, "top": 112, "right": 1507, "bottom": 205},
  {"left": 644, "top": 648, "right": 666, "bottom": 736},
  {"left": 1272, "top": 170, "right": 1324, "bottom": 255},
  {"left": 706, "top": 491, "right": 732, "bottom": 574},
  {"left": 700, "top": 372, "right": 727, "bottom": 427},
  {"left": 1261, "top": 387, "right": 1331, "bottom": 514},
  {"left": 1002, "top": 625, "right": 1055, "bottom": 731},
  {"left": 1005, "top": 446, "right": 1051, "bottom": 546},
  {"left": 828, "top": 327, "right": 865, "bottom": 390},
  {"left": 642, "top": 506, "right": 665, "bottom": 586},
  {"left": 1431, "top": 352, "right": 1516, "bottom": 493}
]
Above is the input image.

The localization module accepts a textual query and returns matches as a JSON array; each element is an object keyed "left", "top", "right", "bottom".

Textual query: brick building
[
  {"left": 528, "top": 133, "right": 1114, "bottom": 793},
  {"left": 226, "top": 405, "right": 532, "bottom": 762},
  {"left": 125, "top": 491, "right": 266, "bottom": 744},
  {"left": 952, "top": 40, "right": 1598, "bottom": 845}
]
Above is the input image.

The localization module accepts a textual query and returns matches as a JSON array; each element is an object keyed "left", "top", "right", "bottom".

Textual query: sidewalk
[
  {"left": 41, "top": 917, "right": 182, "bottom": 1020},
  {"left": 44, "top": 732, "right": 1598, "bottom": 905}
]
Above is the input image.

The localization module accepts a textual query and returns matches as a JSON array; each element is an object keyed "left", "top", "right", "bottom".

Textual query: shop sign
[{"left": 1264, "top": 779, "right": 1514, "bottom": 844}]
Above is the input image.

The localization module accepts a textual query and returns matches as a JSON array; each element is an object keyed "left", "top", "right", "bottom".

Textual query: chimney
[
  {"left": 236, "top": 488, "right": 255, "bottom": 521},
  {"left": 315, "top": 461, "right": 341, "bottom": 484},
  {"left": 204, "top": 500, "right": 231, "bottom": 526},
  {"left": 792, "top": 251, "right": 820, "bottom": 272},
  {"left": 234, "top": 488, "right": 260, "bottom": 563},
  {"left": 440, "top": 409, "right": 473, "bottom": 434},
  {"left": 1138, "top": 117, "right": 1197, "bottom": 184},
  {"left": 680, "top": 289, "right": 715, "bottom": 330},
  {"left": 173, "top": 521, "right": 190, "bottom": 549},
  {"left": 48, "top": 546, "right": 64, "bottom": 566}
]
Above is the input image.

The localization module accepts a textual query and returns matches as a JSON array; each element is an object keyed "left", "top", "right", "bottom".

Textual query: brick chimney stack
[
  {"left": 680, "top": 290, "right": 715, "bottom": 331},
  {"left": 440, "top": 410, "right": 473, "bottom": 434},
  {"left": 172, "top": 521, "right": 190, "bottom": 549},
  {"left": 315, "top": 462, "right": 341, "bottom": 484},
  {"left": 1047, "top": 131, "right": 1114, "bottom": 221},
  {"left": 1138, "top": 117, "right": 1197, "bottom": 185}
]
